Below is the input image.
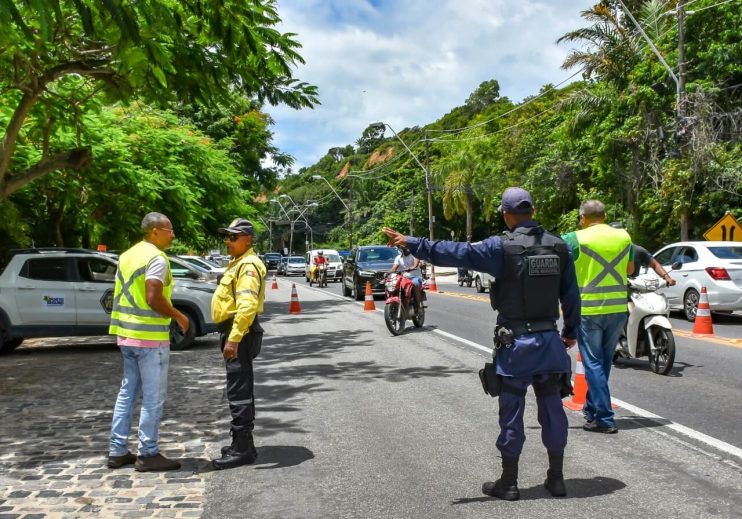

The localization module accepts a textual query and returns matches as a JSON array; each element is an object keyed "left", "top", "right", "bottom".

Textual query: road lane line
[
  {"left": 612, "top": 397, "right": 742, "bottom": 461},
  {"left": 429, "top": 328, "right": 742, "bottom": 462}
]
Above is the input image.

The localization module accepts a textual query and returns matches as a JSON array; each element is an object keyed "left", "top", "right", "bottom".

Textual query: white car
[
  {"left": 472, "top": 270, "right": 495, "bottom": 293},
  {"left": 179, "top": 255, "right": 226, "bottom": 274},
  {"left": 0, "top": 248, "right": 217, "bottom": 354},
  {"left": 651, "top": 241, "right": 742, "bottom": 321},
  {"left": 305, "top": 249, "right": 343, "bottom": 282},
  {"left": 285, "top": 256, "right": 307, "bottom": 276}
]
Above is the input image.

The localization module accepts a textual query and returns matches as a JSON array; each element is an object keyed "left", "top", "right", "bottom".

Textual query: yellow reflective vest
[
  {"left": 109, "top": 241, "right": 173, "bottom": 341},
  {"left": 211, "top": 248, "right": 266, "bottom": 343},
  {"left": 573, "top": 224, "right": 632, "bottom": 315}
]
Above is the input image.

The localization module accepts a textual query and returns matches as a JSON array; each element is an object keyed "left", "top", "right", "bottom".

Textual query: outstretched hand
[{"left": 383, "top": 227, "right": 407, "bottom": 247}]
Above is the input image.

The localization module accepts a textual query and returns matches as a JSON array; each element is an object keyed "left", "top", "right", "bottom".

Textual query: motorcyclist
[
  {"left": 608, "top": 224, "right": 676, "bottom": 286},
  {"left": 391, "top": 247, "right": 423, "bottom": 303},
  {"left": 312, "top": 251, "right": 327, "bottom": 282}
]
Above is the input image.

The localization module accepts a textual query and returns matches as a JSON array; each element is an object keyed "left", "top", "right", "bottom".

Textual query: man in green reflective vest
[
  {"left": 108, "top": 212, "right": 190, "bottom": 472},
  {"left": 562, "top": 200, "right": 634, "bottom": 434}
]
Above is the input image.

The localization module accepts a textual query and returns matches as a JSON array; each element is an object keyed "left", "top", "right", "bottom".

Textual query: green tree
[{"left": 0, "top": 0, "right": 318, "bottom": 199}]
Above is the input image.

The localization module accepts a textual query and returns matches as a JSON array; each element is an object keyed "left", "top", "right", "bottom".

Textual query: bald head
[{"left": 579, "top": 200, "right": 606, "bottom": 226}]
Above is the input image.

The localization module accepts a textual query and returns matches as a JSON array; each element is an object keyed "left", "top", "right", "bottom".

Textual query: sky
[{"left": 266, "top": 0, "right": 595, "bottom": 171}]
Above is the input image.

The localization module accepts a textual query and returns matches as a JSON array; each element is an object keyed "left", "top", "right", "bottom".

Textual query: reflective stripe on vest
[
  {"left": 109, "top": 241, "right": 173, "bottom": 341},
  {"left": 574, "top": 225, "right": 631, "bottom": 315}
]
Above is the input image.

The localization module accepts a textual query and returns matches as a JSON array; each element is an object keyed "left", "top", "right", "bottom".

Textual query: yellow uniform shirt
[{"left": 211, "top": 248, "right": 266, "bottom": 343}]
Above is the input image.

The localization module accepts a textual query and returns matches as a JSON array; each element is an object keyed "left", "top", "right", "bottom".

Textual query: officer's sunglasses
[{"left": 225, "top": 233, "right": 243, "bottom": 242}]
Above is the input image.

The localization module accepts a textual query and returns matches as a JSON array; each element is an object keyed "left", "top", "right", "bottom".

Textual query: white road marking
[{"left": 430, "top": 327, "right": 742, "bottom": 463}]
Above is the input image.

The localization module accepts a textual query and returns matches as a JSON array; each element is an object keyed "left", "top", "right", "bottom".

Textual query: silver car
[{"left": 652, "top": 241, "right": 742, "bottom": 321}]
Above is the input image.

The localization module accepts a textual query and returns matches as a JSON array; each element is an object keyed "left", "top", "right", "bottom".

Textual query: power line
[
  {"left": 686, "top": 0, "right": 739, "bottom": 14},
  {"left": 425, "top": 68, "right": 584, "bottom": 136},
  {"left": 428, "top": 105, "right": 557, "bottom": 144}
]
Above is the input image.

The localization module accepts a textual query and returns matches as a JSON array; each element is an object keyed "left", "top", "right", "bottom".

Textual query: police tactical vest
[
  {"left": 574, "top": 224, "right": 631, "bottom": 315},
  {"left": 492, "top": 226, "right": 568, "bottom": 323},
  {"left": 109, "top": 241, "right": 173, "bottom": 341}
]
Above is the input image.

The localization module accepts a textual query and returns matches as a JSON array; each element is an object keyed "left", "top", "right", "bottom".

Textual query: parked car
[
  {"left": 651, "top": 241, "right": 742, "bottom": 321},
  {"left": 263, "top": 252, "right": 282, "bottom": 271},
  {"left": 285, "top": 256, "right": 307, "bottom": 276},
  {"left": 337, "top": 249, "right": 351, "bottom": 262},
  {"left": 168, "top": 255, "right": 218, "bottom": 282},
  {"left": 472, "top": 270, "right": 495, "bottom": 293},
  {"left": 277, "top": 257, "right": 289, "bottom": 275},
  {"left": 179, "top": 255, "right": 226, "bottom": 274},
  {"left": 342, "top": 245, "right": 400, "bottom": 300},
  {"left": 0, "top": 248, "right": 218, "bottom": 354},
  {"left": 305, "top": 249, "right": 343, "bottom": 283}
]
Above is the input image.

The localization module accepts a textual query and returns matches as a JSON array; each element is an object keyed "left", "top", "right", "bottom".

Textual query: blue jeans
[
  {"left": 578, "top": 313, "right": 627, "bottom": 428},
  {"left": 109, "top": 346, "right": 170, "bottom": 457}
]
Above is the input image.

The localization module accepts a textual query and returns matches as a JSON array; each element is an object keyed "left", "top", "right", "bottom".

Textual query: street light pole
[
  {"left": 278, "top": 195, "right": 318, "bottom": 257},
  {"left": 373, "top": 122, "right": 434, "bottom": 242},
  {"left": 311, "top": 175, "right": 353, "bottom": 248}
]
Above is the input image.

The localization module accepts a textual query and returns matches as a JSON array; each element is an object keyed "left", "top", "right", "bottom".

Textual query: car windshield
[
  {"left": 289, "top": 257, "right": 305, "bottom": 264},
  {"left": 708, "top": 246, "right": 742, "bottom": 259},
  {"left": 325, "top": 254, "right": 340, "bottom": 262},
  {"left": 358, "top": 247, "right": 399, "bottom": 262}
]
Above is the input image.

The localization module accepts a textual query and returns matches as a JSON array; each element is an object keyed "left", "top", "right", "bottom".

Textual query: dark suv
[
  {"left": 263, "top": 252, "right": 282, "bottom": 271},
  {"left": 342, "top": 246, "right": 400, "bottom": 300}
]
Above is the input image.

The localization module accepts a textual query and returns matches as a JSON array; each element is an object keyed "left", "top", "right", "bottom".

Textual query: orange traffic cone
[
  {"left": 564, "top": 351, "right": 587, "bottom": 411},
  {"left": 271, "top": 273, "right": 279, "bottom": 290},
  {"left": 692, "top": 286, "right": 715, "bottom": 336},
  {"left": 363, "top": 281, "right": 376, "bottom": 312},
  {"left": 428, "top": 267, "right": 438, "bottom": 292},
  {"left": 288, "top": 283, "right": 302, "bottom": 314}
]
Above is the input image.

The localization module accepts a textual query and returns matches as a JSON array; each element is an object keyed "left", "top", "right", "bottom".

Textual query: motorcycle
[
  {"left": 310, "top": 263, "right": 328, "bottom": 288},
  {"left": 383, "top": 271, "right": 426, "bottom": 335},
  {"left": 457, "top": 268, "right": 473, "bottom": 287},
  {"left": 615, "top": 271, "right": 677, "bottom": 375}
]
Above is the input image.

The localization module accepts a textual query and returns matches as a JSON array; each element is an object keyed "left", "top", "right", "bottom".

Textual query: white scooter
[{"left": 615, "top": 263, "right": 681, "bottom": 375}]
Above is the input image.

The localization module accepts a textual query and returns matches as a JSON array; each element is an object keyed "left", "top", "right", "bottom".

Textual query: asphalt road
[
  {"left": 304, "top": 274, "right": 742, "bottom": 451},
  {"left": 204, "top": 277, "right": 742, "bottom": 518}
]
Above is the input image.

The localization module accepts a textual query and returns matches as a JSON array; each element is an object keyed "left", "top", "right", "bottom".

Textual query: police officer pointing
[
  {"left": 211, "top": 218, "right": 267, "bottom": 470},
  {"left": 383, "top": 187, "right": 581, "bottom": 500}
]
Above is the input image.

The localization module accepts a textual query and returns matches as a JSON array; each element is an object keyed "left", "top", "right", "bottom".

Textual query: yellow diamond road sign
[{"left": 703, "top": 213, "right": 742, "bottom": 241}]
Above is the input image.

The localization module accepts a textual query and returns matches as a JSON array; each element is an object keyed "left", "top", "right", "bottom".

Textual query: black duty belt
[{"left": 504, "top": 320, "right": 557, "bottom": 338}]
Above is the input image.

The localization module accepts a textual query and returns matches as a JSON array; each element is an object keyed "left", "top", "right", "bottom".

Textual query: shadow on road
[
  {"left": 253, "top": 445, "right": 314, "bottom": 469},
  {"left": 612, "top": 358, "right": 698, "bottom": 378},
  {"left": 451, "top": 475, "right": 626, "bottom": 504}
]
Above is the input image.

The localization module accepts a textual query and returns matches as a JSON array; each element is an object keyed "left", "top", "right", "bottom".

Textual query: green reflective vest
[
  {"left": 574, "top": 224, "right": 632, "bottom": 315},
  {"left": 109, "top": 241, "right": 173, "bottom": 341}
]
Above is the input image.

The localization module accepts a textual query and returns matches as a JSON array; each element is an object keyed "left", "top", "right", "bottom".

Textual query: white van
[{"left": 305, "top": 249, "right": 343, "bottom": 282}]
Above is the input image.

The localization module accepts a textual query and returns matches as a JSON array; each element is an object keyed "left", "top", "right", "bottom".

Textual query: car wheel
[
  {"left": 683, "top": 288, "right": 699, "bottom": 322},
  {"left": 475, "top": 276, "right": 485, "bottom": 293},
  {"left": 354, "top": 278, "right": 364, "bottom": 301},
  {"left": 342, "top": 280, "right": 352, "bottom": 297},
  {"left": 0, "top": 336, "right": 23, "bottom": 354},
  {"left": 170, "top": 310, "right": 196, "bottom": 350}
]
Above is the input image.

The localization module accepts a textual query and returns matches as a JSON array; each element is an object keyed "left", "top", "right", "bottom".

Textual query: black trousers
[{"left": 220, "top": 332, "right": 255, "bottom": 433}]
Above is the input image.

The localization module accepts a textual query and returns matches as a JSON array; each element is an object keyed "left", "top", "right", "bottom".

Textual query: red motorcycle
[{"left": 383, "top": 271, "right": 425, "bottom": 335}]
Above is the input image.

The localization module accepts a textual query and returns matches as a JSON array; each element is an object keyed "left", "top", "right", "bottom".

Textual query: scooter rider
[
  {"left": 391, "top": 246, "right": 423, "bottom": 304},
  {"left": 312, "top": 251, "right": 327, "bottom": 282},
  {"left": 383, "top": 187, "right": 581, "bottom": 500}
]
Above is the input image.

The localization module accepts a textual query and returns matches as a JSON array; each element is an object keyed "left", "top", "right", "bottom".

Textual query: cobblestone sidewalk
[{"left": 0, "top": 335, "right": 229, "bottom": 518}]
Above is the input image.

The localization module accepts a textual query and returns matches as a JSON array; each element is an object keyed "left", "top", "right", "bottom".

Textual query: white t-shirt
[
  {"left": 145, "top": 255, "right": 168, "bottom": 283},
  {"left": 393, "top": 254, "right": 422, "bottom": 279}
]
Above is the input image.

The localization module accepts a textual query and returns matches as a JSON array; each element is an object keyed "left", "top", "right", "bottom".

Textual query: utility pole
[
  {"left": 677, "top": 0, "right": 690, "bottom": 240},
  {"left": 425, "top": 130, "right": 434, "bottom": 241},
  {"left": 349, "top": 175, "right": 354, "bottom": 249},
  {"left": 409, "top": 190, "right": 415, "bottom": 235}
]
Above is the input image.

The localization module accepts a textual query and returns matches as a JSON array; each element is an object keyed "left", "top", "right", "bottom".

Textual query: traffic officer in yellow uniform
[{"left": 211, "top": 218, "right": 267, "bottom": 470}]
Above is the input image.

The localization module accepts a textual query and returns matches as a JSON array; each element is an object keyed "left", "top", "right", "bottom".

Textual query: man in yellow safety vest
[
  {"left": 108, "top": 212, "right": 190, "bottom": 472},
  {"left": 562, "top": 200, "right": 634, "bottom": 434}
]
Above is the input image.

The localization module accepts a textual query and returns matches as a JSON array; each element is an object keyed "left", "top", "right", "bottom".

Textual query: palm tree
[{"left": 437, "top": 148, "right": 480, "bottom": 242}]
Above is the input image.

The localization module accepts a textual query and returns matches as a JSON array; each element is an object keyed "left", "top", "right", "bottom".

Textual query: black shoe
[
  {"left": 482, "top": 479, "right": 520, "bottom": 501},
  {"left": 107, "top": 451, "right": 136, "bottom": 469},
  {"left": 213, "top": 431, "right": 258, "bottom": 470},
  {"left": 134, "top": 453, "right": 181, "bottom": 472},
  {"left": 583, "top": 421, "right": 618, "bottom": 434},
  {"left": 544, "top": 476, "right": 567, "bottom": 497}
]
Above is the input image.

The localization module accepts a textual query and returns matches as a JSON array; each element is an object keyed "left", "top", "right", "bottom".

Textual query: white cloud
[{"left": 267, "top": 0, "right": 594, "bottom": 170}]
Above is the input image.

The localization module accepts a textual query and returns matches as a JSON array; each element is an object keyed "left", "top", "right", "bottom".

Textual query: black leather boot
[
  {"left": 220, "top": 433, "right": 236, "bottom": 456},
  {"left": 482, "top": 456, "right": 520, "bottom": 501},
  {"left": 544, "top": 450, "right": 567, "bottom": 497},
  {"left": 212, "top": 430, "right": 258, "bottom": 470}
]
